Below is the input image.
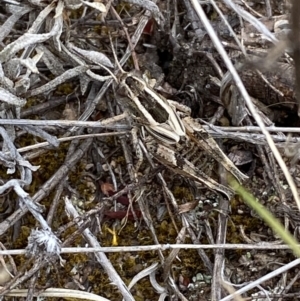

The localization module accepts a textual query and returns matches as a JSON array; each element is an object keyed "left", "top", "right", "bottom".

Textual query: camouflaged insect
[
  {"left": 119, "top": 72, "right": 248, "bottom": 199},
  {"left": 119, "top": 71, "right": 185, "bottom": 144}
]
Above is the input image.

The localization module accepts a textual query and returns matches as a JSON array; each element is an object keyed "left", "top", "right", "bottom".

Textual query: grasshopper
[
  {"left": 118, "top": 71, "right": 248, "bottom": 199},
  {"left": 118, "top": 71, "right": 186, "bottom": 144}
]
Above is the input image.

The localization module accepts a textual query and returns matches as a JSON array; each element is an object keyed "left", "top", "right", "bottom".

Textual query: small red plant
[{"left": 100, "top": 181, "right": 141, "bottom": 220}]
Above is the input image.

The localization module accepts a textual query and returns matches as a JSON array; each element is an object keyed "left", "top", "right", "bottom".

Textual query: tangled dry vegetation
[{"left": 1, "top": 0, "right": 300, "bottom": 300}]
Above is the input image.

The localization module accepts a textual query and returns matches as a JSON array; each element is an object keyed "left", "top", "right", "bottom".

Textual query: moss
[
  {"left": 68, "top": 6, "right": 84, "bottom": 20},
  {"left": 64, "top": 253, "right": 88, "bottom": 272},
  {"left": 23, "top": 97, "right": 41, "bottom": 110},
  {"left": 93, "top": 25, "right": 110, "bottom": 36},
  {"left": 172, "top": 186, "right": 194, "bottom": 203},
  {"left": 13, "top": 226, "right": 31, "bottom": 249},
  {"left": 156, "top": 219, "right": 178, "bottom": 242},
  {"left": 103, "top": 136, "right": 117, "bottom": 148},
  {"left": 55, "top": 82, "right": 75, "bottom": 95},
  {"left": 114, "top": 155, "right": 126, "bottom": 166},
  {"left": 226, "top": 195, "right": 264, "bottom": 257}
]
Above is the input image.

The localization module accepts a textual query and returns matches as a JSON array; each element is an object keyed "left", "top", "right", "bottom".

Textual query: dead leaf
[
  {"left": 104, "top": 210, "right": 142, "bottom": 220},
  {"left": 62, "top": 103, "right": 77, "bottom": 120},
  {"left": 178, "top": 201, "right": 198, "bottom": 214},
  {"left": 100, "top": 182, "right": 114, "bottom": 196}
]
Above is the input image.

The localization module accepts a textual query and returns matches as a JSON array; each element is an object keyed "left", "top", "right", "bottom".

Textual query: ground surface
[{"left": 0, "top": 0, "right": 300, "bottom": 300}]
